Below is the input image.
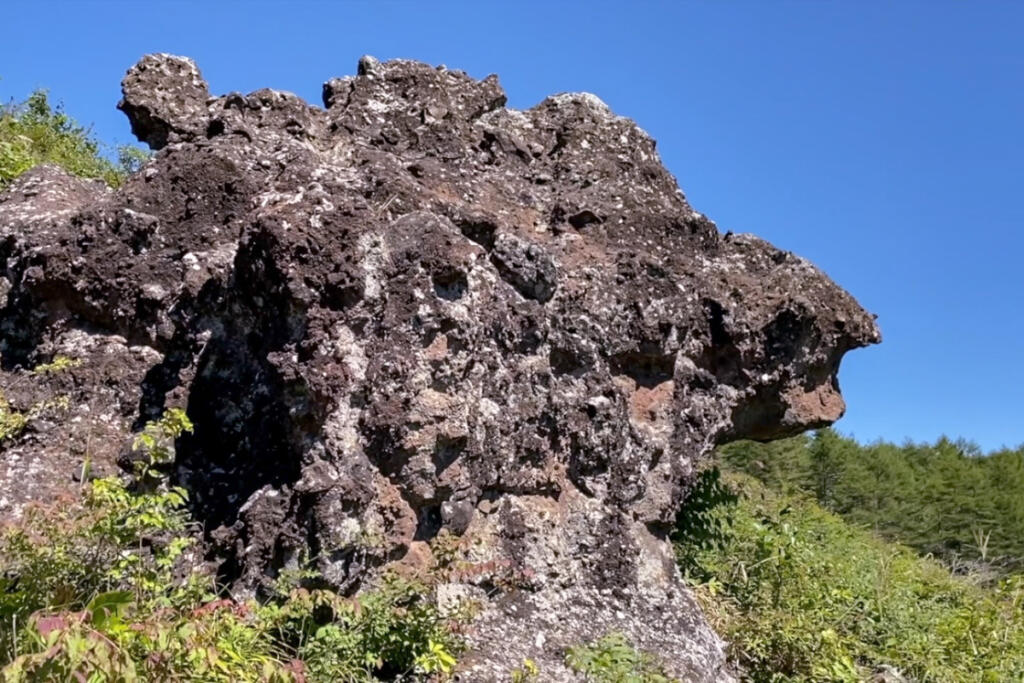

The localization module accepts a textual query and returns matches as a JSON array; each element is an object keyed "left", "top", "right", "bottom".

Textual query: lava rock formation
[{"left": 0, "top": 54, "right": 879, "bottom": 680}]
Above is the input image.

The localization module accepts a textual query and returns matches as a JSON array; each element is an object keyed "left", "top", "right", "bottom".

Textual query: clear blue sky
[{"left": 2, "top": 2, "right": 1022, "bottom": 451}]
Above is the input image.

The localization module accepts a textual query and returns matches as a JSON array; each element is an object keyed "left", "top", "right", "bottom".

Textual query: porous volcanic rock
[{"left": 0, "top": 54, "right": 879, "bottom": 680}]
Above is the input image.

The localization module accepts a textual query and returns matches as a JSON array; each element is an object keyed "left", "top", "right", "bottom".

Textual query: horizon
[{"left": 2, "top": 1, "right": 1021, "bottom": 451}]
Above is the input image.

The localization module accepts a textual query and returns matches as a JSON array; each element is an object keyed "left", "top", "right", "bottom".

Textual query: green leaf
[{"left": 87, "top": 590, "right": 133, "bottom": 628}]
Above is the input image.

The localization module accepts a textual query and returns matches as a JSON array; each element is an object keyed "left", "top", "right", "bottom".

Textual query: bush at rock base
[{"left": 0, "top": 414, "right": 461, "bottom": 682}]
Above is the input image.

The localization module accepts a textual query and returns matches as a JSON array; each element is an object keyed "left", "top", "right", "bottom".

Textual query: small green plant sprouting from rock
[
  {"left": 31, "top": 355, "right": 81, "bottom": 375},
  {"left": 511, "top": 657, "right": 540, "bottom": 681},
  {"left": 0, "top": 390, "right": 69, "bottom": 443},
  {"left": 565, "top": 633, "right": 675, "bottom": 683},
  {"left": 131, "top": 407, "right": 193, "bottom": 481},
  {"left": 270, "top": 555, "right": 321, "bottom": 599},
  {"left": 0, "top": 391, "right": 28, "bottom": 442},
  {"left": 430, "top": 528, "right": 463, "bottom": 577}
]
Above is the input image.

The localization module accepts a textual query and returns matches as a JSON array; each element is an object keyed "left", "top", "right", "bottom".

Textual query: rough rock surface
[{"left": 0, "top": 54, "right": 879, "bottom": 680}]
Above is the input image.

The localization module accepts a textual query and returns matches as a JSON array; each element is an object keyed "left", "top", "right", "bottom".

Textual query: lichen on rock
[{"left": 0, "top": 54, "right": 879, "bottom": 680}]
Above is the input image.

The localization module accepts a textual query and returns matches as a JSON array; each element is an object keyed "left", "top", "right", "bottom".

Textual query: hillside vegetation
[
  {"left": 675, "top": 430, "right": 1024, "bottom": 681},
  {"left": 719, "top": 429, "right": 1024, "bottom": 573},
  {"left": 675, "top": 466, "right": 1024, "bottom": 681}
]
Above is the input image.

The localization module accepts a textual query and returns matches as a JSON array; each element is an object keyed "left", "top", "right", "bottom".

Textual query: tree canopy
[{"left": 719, "top": 429, "right": 1024, "bottom": 571}]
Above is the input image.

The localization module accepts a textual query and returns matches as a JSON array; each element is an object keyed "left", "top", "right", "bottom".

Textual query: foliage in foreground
[
  {"left": 675, "top": 468, "right": 1024, "bottom": 682},
  {"left": 0, "top": 89, "right": 146, "bottom": 189},
  {"left": 0, "top": 412, "right": 459, "bottom": 682}
]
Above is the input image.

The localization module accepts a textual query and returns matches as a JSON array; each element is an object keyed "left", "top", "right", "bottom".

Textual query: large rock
[{"left": 0, "top": 54, "right": 879, "bottom": 680}]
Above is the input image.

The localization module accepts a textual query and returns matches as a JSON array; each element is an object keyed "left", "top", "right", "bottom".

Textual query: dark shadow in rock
[
  {"left": 414, "top": 504, "right": 443, "bottom": 542},
  {"left": 610, "top": 350, "right": 675, "bottom": 389},
  {"left": 431, "top": 267, "right": 468, "bottom": 301},
  {"left": 433, "top": 434, "right": 466, "bottom": 475},
  {"left": 177, "top": 332, "right": 301, "bottom": 531}
]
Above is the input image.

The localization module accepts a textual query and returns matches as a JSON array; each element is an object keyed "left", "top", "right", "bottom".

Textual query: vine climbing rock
[{"left": 0, "top": 54, "right": 880, "bottom": 680}]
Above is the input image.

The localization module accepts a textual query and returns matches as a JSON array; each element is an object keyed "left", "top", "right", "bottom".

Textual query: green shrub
[
  {"left": 676, "top": 468, "right": 1024, "bottom": 682},
  {"left": 131, "top": 407, "right": 194, "bottom": 482},
  {"left": 565, "top": 632, "right": 675, "bottom": 683},
  {"left": 0, "top": 89, "right": 145, "bottom": 189},
  {"left": 262, "top": 576, "right": 458, "bottom": 681},
  {"left": 4, "top": 573, "right": 459, "bottom": 682},
  {"left": 0, "top": 410, "right": 462, "bottom": 681},
  {"left": 673, "top": 465, "right": 737, "bottom": 580},
  {"left": 0, "top": 412, "right": 201, "bottom": 663}
]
